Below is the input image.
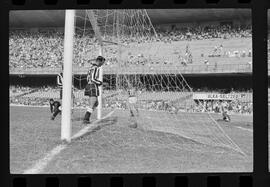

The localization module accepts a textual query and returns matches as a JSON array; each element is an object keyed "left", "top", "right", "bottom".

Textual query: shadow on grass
[
  {"left": 73, "top": 116, "right": 118, "bottom": 141},
  {"left": 72, "top": 117, "right": 84, "bottom": 122}
]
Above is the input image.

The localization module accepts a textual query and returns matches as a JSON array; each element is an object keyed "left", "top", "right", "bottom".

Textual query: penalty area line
[{"left": 22, "top": 110, "right": 115, "bottom": 174}]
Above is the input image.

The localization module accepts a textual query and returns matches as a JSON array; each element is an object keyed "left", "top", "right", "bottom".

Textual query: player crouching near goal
[
  {"left": 48, "top": 67, "right": 64, "bottom": 121},
  {"left": 49, "top": 98, "right": 62, "bottom": 120},
  {"left": 83, "top": 56, "right": 106, "bottom": 124}
]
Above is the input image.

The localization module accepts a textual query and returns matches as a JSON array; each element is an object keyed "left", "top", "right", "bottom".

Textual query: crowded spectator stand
[
  {"left": 9, "top": 24, "right": 252, "bottom": 115},
  {"left": 9, "top": 24, "right": 252, "bottom": 72}
]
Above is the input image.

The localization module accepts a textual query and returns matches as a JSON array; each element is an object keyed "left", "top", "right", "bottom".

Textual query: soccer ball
[{"left": 129, "top": 122, "right": 138, "bottom": 128}]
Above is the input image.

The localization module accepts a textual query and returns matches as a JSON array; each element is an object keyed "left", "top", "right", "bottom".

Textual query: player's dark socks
[
  {"left": 83, "top": 120, "right": 90, "bottom": 124},
  {"left": 52, "top": 109, "right": 61, "bottom": 119},
  {"left": 83, "top": 112, "right": 91, "bottom": 124},
  {"left": 223, "top": 116, "right": 230, "bottom": 122},
  {"left": 50, "top": 105, "right": 53, "bottom": 113},
  {"left": 54, "top": 110, "right": 60, "bottom": 117}
]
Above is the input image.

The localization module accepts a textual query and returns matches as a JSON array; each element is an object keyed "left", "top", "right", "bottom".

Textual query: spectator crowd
[
  {"left": 9, "top": 24, "right": 252, "bottom": 70},
  {"left": 192, "top": 100, "right": 252, "bottom": 114},
  {"left": 155, "top": 24, "right": 251, "bottom": 42}
]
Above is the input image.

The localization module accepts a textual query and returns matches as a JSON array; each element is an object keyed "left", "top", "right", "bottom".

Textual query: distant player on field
[
  {"left": 49, "top": 98, "right": 62, "bottom": 120},
  {"left": 83, "top": 56, "right": 106, "bottom": 124},
  {"left": 127, "top": 87, "right": 139, "bottom": 128},
  {"left": 221, "top": 102, "right": 231, "bottom": 122}
]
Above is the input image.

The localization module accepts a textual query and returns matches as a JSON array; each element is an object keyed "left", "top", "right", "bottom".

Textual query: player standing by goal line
[
  {"left": 57, "top": 65, "right": 64, "bottom": 100},
  {"left": 83, "top": 56, "right": 106, "bottom": 124},
  {"left": 57, "top": 64, "right": 75, "bottom": 111},
  {"left": 127, "top": 86, "right": 140, "bottom": 128}
]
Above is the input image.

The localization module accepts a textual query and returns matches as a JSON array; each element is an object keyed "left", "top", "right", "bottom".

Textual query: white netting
[{"left": 71, "top": 9, "right": 246, "bottom": 156}]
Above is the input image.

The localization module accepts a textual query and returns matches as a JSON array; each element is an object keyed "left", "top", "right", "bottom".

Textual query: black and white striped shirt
[
  {"left": 57, "top": 72, "right": 63, "bottom": 88},
  {"left": 86, "top": 65, "right": 102, "bottom": 86}
]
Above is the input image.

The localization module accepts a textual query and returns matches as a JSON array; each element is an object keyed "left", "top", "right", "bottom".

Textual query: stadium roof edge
[{"left": 9, "top": 9, "right": 252, "bottom": 28}]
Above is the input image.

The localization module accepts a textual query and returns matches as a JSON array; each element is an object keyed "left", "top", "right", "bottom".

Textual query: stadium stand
[
  {"left": 9, "top": 24, "right": 252, "bottom": 75},
  {"left": 9, "top": 24, "right": 252, "bottom": 114},
  {"left": 155, "top": 24, "right": 251, "bottom": 41}
]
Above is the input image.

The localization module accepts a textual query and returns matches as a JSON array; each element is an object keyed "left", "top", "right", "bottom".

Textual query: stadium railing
[{"left": 9, "top": 63, "right": 252, "bottom": 75}]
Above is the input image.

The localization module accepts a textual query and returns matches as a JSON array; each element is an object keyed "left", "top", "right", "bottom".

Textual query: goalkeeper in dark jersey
[
  {"left": 49, "top": 98, "right": 62, "bottom": 120},
  {"left": 83, "top": 56, "right": 106, "bottom": 124}
]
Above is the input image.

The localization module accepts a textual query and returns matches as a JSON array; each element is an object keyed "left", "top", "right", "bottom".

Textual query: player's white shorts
[{"left": 128, "top": 96, "right": 137, "bottom": 104}]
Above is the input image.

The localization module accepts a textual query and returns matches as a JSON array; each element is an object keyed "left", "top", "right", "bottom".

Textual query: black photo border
[{"left": 1, "top": 0, "right": 269, "bottom": 186}]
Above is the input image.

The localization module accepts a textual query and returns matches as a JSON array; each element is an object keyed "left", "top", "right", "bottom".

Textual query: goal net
[{"left": 69, "top": 9, "right": 245, "bottom": 156}]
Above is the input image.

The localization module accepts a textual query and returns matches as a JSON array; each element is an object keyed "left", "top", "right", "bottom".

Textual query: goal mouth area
[
  {"left": 42, "top": 116, "right": 252, "bottom": 173},
  {"left": 71, "top": 121, "right": 238, "bottom": 154},
  {"left": 68, "top": 107, "right": 247, "bottom": 157},
  {"left": 9, "top": 104, "right": 251, "bottom": 174}
]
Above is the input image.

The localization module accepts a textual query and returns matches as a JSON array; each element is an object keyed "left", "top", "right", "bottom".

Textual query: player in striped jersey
[
  {"left": 83, "top": 56, "right": 106, "bottom": 124},
  {"left": 57, "top": 65, "right": 64, "bottom": 100},
  {"left": 57, "top": 65, "right": 75, "bottom": 111}
]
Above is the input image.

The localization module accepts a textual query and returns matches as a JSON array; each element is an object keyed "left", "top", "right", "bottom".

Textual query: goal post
[
  {"left": 61, "top": 10, "right": 75, "bottom": 142},
  {"left": 61, "top": 10, "right": 104, "bottom": 142},
  {"left": 62, "top": 9, "right": 246, "bottom": 156},
  {"left": 97, "top": 46, "right": 103, "bottom": 119}
]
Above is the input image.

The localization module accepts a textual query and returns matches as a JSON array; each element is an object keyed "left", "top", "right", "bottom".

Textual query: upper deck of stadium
[{"left": 9, "top": 9, "right": 252, "bottom": 76}]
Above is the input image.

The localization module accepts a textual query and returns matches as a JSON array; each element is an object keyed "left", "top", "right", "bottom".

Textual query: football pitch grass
[{"left": 10, "top": 105, "right": 253, "bottom": 173}]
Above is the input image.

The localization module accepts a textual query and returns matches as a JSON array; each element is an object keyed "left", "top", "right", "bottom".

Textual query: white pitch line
[
  {"left": 71, "top": 110, "right": 115, "bottom": 140},
  {"left": 236, "top": 126, "right": 253, "bottom": 133},
  {"left": 23, "top": 144, "right": 66, "bottom": 174},
  {"left": 22, "top": 110, "right": 115, "bottom": 174},
  {"left": 10, "top": 104, "right": 48, "bottom": 108}
]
